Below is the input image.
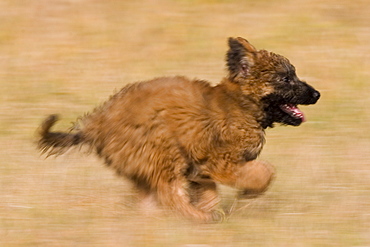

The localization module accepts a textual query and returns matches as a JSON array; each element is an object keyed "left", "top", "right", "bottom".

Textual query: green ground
[{"left": 1, "top": 0, "right": 369, "bottom": 246}]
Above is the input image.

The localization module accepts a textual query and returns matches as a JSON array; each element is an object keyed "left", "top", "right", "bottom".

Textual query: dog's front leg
[
  {"left": 235, "top": 160, "right": 275, "bottom": 198},
  {"left": 207, "top": 160, "right": 275, "bottom": 197}
]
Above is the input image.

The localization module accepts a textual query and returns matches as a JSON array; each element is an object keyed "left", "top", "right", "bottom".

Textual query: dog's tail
[{"left": 37, "top": 114, "right": 84, "bottom": 156}]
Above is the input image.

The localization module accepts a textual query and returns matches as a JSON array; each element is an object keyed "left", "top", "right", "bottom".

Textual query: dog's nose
[{"left": 313, "top": 90, "right": 320, "bottom": 101}]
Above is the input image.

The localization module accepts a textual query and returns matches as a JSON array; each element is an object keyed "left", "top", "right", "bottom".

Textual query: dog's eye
[{"left": 281, "top": 76, "right": 290, "bottom": 83}]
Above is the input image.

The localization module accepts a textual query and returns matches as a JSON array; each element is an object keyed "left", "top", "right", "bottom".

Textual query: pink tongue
[{"left": 281, "top": 104, "right": 306, "bottom": 122}]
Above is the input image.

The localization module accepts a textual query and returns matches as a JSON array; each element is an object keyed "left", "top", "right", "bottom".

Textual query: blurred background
[{"left": 0, "top": 0, "right": 369, "bottom": 246}]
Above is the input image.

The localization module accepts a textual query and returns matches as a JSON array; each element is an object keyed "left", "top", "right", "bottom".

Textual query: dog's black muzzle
[{"left": 302, "top": 84, "right": 320, "bottom": 105}]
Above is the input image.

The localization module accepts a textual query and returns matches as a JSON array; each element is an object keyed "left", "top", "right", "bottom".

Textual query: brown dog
[{"left": 38, "top": 37, "right": 320, "bottom": 222}]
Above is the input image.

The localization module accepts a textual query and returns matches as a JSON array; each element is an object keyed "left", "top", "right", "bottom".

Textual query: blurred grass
[{"left": 1, "top": 0, "right": 369, "bottom": 246}]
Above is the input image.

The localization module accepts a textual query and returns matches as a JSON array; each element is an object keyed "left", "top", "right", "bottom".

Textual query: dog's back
[{"left": 82, "top": 76, "right": 214, "bottom": 180}]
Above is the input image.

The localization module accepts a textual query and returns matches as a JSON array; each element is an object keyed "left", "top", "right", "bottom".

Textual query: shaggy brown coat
[{"left": 38, "top": 37, "right": 320, "bottom": 222}]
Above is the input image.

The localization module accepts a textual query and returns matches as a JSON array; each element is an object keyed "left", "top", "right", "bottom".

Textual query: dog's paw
[{"left": 209, "top": 209, "right": 226, "bottom": 223}]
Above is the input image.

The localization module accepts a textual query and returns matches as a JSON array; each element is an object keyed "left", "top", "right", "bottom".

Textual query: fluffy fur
[{"left": 38, "top": 37, "right": 320, "bottom": 222}]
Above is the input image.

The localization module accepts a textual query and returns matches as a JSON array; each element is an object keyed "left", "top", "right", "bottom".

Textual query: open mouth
[{"left": 279, "top": 104, "right": 306, "bottom": 122}]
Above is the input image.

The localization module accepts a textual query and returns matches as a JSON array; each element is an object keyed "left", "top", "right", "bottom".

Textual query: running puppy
[{"left": 38, "top": 37, "right": 320, "bottom": 222}]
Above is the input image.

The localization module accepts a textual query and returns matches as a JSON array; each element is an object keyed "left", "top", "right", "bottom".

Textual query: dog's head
[{"left": 226, "top": 37, "right": 320, "bottom": 128}]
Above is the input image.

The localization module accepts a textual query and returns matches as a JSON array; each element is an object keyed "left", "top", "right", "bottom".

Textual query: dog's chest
[{"left": 231, "top": 122, "right": 265, "bottom": 161}]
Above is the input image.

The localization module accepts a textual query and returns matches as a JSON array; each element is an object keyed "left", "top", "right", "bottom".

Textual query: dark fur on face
[{"left": 226, "top": 37, "right": 320, "bottom": 128}]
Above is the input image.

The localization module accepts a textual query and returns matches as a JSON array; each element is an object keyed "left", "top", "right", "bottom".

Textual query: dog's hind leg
[
  {"left": 188, "top": 179, "right": 220, "bottom": 213},
  {"left": 156, "top": 175, "right": 223, "bottom": 223}
]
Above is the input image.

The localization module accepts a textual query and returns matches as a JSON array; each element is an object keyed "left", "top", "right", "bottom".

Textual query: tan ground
[{"left": 1, "top": 0, "right": 369, "bottom": 246}]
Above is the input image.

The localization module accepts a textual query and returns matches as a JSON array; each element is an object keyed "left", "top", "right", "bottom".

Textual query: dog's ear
[
  {"left": 235, "top": 37, "right": 257, "bottom": 53},
  {"left": 226, "top": 37, "right": 257, "bottom": 81}
]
